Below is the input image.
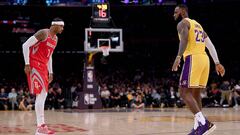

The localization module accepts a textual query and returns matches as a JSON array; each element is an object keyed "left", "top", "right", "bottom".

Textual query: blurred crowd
[
  {"left": 1, "top": 67, "right": 240, "bottom": 111},
  {"left": 97, "top": 68, "right": 240, "bottom": 109},
  {"left": 0, "top": 82, "right": 66, "bottom": 111}
]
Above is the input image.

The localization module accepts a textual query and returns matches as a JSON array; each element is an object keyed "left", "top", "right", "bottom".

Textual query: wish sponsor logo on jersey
[{"left": 46, "top": 42, "right": 55, "bottom": 49}]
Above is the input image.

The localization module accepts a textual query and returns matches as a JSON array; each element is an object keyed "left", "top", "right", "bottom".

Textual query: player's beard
[{"left": 176, "top": 15, "right": 183, "bottom": 23}]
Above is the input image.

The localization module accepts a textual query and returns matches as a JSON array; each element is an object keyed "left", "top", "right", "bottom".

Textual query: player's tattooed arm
[
  {"left": 176, "top": 19, "right": 190, "bottom": 57},
  {"left": 172, "top": 20, "right": 190, "bottom": 71},
  {"left": 34, "top": 29, "right": 48, "bottom": 41},
  {"left": 203, "top": 31, "right": 208, "bottom": 38}
]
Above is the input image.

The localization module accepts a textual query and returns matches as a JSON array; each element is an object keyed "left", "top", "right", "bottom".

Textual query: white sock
[
  {"left": 35, "top": 90, "right": 47, "bottom": 127},
  {"left": 194, "top": 116, "right": 199, "bottom": 130},
  {"left": 195, "top": 112, "right": 206, "bottom": 125}
]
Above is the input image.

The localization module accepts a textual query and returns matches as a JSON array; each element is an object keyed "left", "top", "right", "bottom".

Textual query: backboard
[{"left": 84, "top": 28, "right": 123, "bottom": 52}]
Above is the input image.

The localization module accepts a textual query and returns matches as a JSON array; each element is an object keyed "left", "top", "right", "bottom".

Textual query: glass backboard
[{"left": 84, "top": 28, "right": 123, "bottom": 52}]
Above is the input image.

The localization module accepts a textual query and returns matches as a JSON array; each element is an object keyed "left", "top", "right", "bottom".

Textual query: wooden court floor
[{"left": 0, "top": 108, "right": 240, "bottom": 135}]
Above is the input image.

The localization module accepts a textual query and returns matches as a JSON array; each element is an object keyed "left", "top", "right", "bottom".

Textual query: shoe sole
[
  {"left": 35, "top": 132, "right": 55, "bottom": 135},
  {"left": 203, "top": 124, "right": 216, "bottom": 135}
]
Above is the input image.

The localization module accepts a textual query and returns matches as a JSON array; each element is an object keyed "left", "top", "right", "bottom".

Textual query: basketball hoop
[{"left": 100, "top": 46, "right": 110, "bottom": 56}]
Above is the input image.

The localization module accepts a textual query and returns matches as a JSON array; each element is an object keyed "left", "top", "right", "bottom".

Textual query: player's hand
[
  {"left": 24, "top": 64, "right": 31, "bottom": 75},
  {"left": 215, "top": 63, "right": 225, "bottom": 77},
  {"left": 49, "top": 73, "right": 53, "bottom": 84},
  {"left": 172, "top": 56, "right": 181, "bottom": 71}
]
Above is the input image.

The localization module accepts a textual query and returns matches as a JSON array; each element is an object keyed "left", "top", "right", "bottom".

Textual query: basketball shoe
[
  {"left": 35, "top": 124, "right": 55, "bottom": 135},
  {"left": 188, "top": 119, "right": 216, "bottom": 135},
  {"left": 198, "top": 119, "right": 216, "bottom": 135},
  {"left": 188, "top": 128, "right": 196, "bottom": 135}
]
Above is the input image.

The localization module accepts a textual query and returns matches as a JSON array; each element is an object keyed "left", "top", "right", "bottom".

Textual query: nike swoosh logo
[{"left": 32, "top": 46, "right": 39, "bottom": 54}]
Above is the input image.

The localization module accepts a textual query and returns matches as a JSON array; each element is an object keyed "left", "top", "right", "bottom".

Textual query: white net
[{"left": 100, "top": 46, "right": 110, "bottom": 56}]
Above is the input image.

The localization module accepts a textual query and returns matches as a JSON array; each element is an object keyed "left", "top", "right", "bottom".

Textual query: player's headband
[{"left": 51, "top": 21, "right": 64, "bottom": 26}]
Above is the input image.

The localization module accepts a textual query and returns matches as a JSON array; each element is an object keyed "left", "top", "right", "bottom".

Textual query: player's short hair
[
  {"left": 177, "top": 4, "right": 188, "bottom": 13},
  {"left": 52, "top": 17, "right": 63, "bottom": 22}
]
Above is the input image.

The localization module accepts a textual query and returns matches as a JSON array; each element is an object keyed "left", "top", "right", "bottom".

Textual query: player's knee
[{"left": 179, "top": 88, "right": 190, "bottom": 99}]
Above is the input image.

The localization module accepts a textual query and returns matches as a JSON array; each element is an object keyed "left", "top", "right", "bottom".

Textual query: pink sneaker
[{"left": 36, "top": 124, "right": 55, "bottom": 135}]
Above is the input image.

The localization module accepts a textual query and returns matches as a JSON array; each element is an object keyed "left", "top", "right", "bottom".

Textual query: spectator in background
[
  {"left": 151, "top": 89, "right": 161, "bottom": 107},
  {"left": 143, "top": 86, "right": 152, "bottom": 107},
  {"left": 75, "top": 83, "right": 82, "bottom": 92},
  {"left": 55, "top": 88, "right": 65, "bottom": 109},
  {"left": 100, "top": 86, "right": 111, "bottom": 108},
  {"left": 27, "top": 94, "right": 35, "bottom": 110},
  {"left": 0, "top": 88, "right": 8, "bottom": 110},
  {"left": 46, "top": 87, "right": 56, "bottom": 110},
  {"left": 71, "top": 86, "right": 79, "bottom": 109},
  {"left": 208, "top": 83, "right": 221, "bottom": 106},
  {"left": 119, "top": 87, "right": 128, "bottom": 108},
  {"left": 8, "top": 88, "right": 18, "bottom": 110},
  {"left": 168, "top": 86, "right": 178, "bottom": 107},
  {"left": 19, "top": 95, "right": 33, "bottom": 111},
  {"left": 17, "top": 88, "right": 25, "bottom": 104},
  {"left": 159, "top": 88, "right": 168, "bottom": 107},
  {"left": 18, "top": 96, "right": 27, "bottom": 111},
  {"left": 233, "top": 83, "right": 240, "bottom": 107},
  {"left": 127, "top": 90, "right": 134, "bottom": 108},
  {"left": 111, "top": 88, "right": 121, "bottom": 108},
  {"left": 132, "top": 93, "right": 145, "bottom": 109},
  {"left": 201, "top": 89, "right": 209, "bottom": 107},
  {"left": 220, "top": 80, "right": 232, "bottom": 107}
]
